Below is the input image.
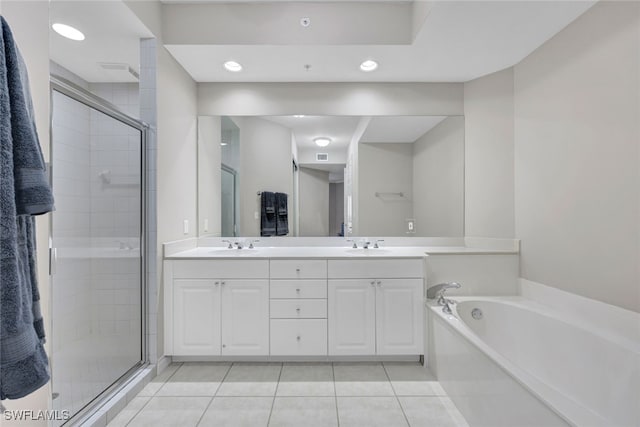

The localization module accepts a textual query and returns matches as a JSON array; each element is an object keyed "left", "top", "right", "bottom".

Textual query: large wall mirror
[{"left": 198, "top": 115, "right": 464, "bottom": 238}]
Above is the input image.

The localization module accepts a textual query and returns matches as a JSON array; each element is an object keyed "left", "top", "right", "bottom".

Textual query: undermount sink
[
  {"left": 344, "top": 248, "right": 392, "bottom": 254},
  {"left": 208, "top": 247, "right": 259, "bottom": 254}
]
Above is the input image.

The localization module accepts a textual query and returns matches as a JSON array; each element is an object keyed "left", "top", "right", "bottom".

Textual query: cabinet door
[
  {"left": 328, "top": 280, "right": 376, "bottom": 355},
  {"left": 376, "top": 279, "right": 424, "bottom": 355},
  {"left": 173, "top": 280, "right": 221, "bottom": 355},
  {"left": 221, "top": 280, "right": 269, "bottom": 355}
]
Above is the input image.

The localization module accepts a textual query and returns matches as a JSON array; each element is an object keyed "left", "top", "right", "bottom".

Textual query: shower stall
[{"left": 49, "top": 76, "right": 148, "bottom": 425}]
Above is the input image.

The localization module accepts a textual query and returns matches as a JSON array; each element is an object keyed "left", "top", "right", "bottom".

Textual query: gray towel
[
  {"left": 275, "top": 192, "right": 288, "bottom": 236},
  {"left": 1, "top": 16, "right": 54, "bottom": 401},
  {"left": 261, "top": 191, "right": 276, "bottom": 236}
]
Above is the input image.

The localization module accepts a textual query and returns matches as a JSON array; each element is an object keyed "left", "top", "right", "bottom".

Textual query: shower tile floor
[{"left": 107, "top": 362, "right": 469, "bottom": 427}]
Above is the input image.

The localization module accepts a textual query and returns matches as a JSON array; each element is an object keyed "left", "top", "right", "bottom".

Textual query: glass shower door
[
  {"left": 50, "top": 87, "right": 144, "bottom": 424},
  {"left": 221, "top": 165, "right": 237, "bottom": 237}
]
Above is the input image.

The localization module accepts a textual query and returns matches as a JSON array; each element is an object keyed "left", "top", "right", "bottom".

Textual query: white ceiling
[
  {"left": 165, "top": 0, "right": 596, "bottom": 82},
  {"left": 263, "top": 116, "right": 361, "bottom": 150},
  {"left": 361, "top": 116, "right": 448, "bottom": 143},
  {"left": 50, "top": 0, "right": 152, "bottom": 83},
  {"left": 262, "top": 114, "right": 449, "bottom": 155},
  {"left": 50, "top": 1, "right": 596, "bottom": 84}
]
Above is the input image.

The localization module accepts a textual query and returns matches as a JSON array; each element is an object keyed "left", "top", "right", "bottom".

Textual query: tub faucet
[{"left": 427, "top": 282, "right": 461, "bottom": 314}]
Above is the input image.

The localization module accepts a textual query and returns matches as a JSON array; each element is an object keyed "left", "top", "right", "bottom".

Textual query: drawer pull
[
  {"left": 370, "top": 281, "right": 375, "bottom": 286},
  {"left": 296, "top": 335, "right": 301, "bottom": 341},
  {"left": 221, "top": 281, "right": 226, "bottom": 286},
  {"left": 296, "top": 268, "right": 301, "bottom": 272},
  {"left": 296, "top": 308, "right": 301, "bottom": 312},
  {"left": 215, "top": 281, "right": 220, "bottom": 285},
  {"left": 296, "top": 288, "right": 301, "bottom": 293},
  {"left": 377, "top": 280, "right": 382, "bottom": 286}
]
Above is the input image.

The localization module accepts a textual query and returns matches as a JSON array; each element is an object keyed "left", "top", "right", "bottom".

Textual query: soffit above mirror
[{"left": 158, "top": 1, "right": 595, "bottom": 82}]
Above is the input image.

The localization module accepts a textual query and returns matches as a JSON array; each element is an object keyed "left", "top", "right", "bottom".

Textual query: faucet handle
[
  {"left": 346, "top": 239, "right": 358, "bottom": 249},
  {"left": 222, "top": 239, "right": 233, "bottom": 249},
  {"left": 249, "top": 239, "right": 260, "bottom": 249},
  {"left": 374, "top": 239, "right": 385, "bottom": 248}
]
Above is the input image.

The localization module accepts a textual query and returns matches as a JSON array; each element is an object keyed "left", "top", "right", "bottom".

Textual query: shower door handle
[{"left": 50, "top": 247, "right": 58, "bottom": 275}]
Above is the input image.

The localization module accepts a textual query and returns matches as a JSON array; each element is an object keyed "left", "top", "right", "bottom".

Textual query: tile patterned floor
[{"left": 107, "top": 362, "right": 469, "bottom": 427}]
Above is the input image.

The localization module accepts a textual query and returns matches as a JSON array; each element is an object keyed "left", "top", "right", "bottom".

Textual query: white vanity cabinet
[
  {"left": 269, "top": 260, "right": 328, "bottom": 356},
  {"left": 328, "top": 259, "right": 424, "bottom": 356},
  {"left": 165, "top": 260, "right": 269, "bottom": 356},
  {"left": 165, "top": 255, "right": 424, "bottom": 359}
]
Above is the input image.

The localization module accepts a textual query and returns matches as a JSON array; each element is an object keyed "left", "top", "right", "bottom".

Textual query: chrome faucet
[
  {"left": 427, "top": 282, "right": 461, "bottom": 314},
  {"left": 361, "top": 239, "right": 371, "bottom": 249},
  {"left": 222, "top": 239, "right": 233, "bottom": 249}
]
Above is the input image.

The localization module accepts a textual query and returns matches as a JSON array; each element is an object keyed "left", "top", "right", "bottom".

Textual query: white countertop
[{"left": 164, "top": 245, "right": 518, "bottom": 260}]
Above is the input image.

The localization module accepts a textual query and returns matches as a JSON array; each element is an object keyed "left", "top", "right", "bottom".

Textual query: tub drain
[{"left": 471, "top": 308, "right": 483, "bottom": 320}]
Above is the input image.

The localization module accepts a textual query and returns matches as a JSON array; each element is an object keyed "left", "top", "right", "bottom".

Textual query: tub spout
[
  {"left": 427, "top": 282, "right": 461, "bottom": 301},
  {"left": 427, "top": 282, "right": 461, "bottom": 314}
]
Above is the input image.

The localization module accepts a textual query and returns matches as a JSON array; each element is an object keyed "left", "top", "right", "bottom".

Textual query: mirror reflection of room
[{"left": 198, "top": 115, "right": 464, "bottom": 238}]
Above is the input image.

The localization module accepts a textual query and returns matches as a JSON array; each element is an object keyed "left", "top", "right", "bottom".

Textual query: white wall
[
  {"left": 513, "top": 1, "right": 640, "bottom": 312},
  {"left": 127, "top": 0, "right": 200, "bottom": 357},
  {"left": 464, "top": 68, "right": 515, "bottom": 238},
  {"left": 299, "top": 167, "right": 330, "bottom": 237},
  {"left": 358, "top": 143, "right": 414, "bottom": 236},
  {"left": 155, "top": 46, "right": 199, "bottom": 354},
  {"left": 297, "top": 147, "right": 347, "bottom": 165},
  {"left": 1, "top": 1, "right": 51, "bottom": 422},
  {"left": 236, "top": 117, "right": 293, "bottom": 236},
  {"left": 198, "top": 83, "right": 464, "bottom": 116},
  {"left": 413, "top": 116, "right": 465, "bottom": 237},
  {"left": 197, "top": 116, "right": 222, "bottom": 236}
]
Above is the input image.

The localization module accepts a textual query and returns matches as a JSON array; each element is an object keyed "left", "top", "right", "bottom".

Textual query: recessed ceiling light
[
  {"left": 314, "top": 137, "right": 331, "bottom": 147},
  {"left": 224, "top": 61, "right": 243, "bottom": 72},
  {"left": 294, "top": 115, "right": 305, "bottom": 118},
  {"left": 360, "top": 59, "right": 378, "bottom": 72},
  {"left": 52, "top": 23, "right": 85, "bottom": 41},
  {"left": 220, "top": 142, "right": 228, "bottom": 146}
]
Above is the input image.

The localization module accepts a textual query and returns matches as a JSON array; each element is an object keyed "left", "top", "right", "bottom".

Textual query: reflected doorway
[{"left": 221, "top": 165, "right": 238, "bottom": 237}]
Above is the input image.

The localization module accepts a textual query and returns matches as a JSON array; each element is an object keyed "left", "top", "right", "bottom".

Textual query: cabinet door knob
[
  {"left": 296, "top": 307, "right": 301, "bottom": 312},
  {"left": 222, "top": 344, "right": 226, "bottom": 348},
  {"left": 221, "top": 281, "right": 226, "bottom": 285},
  {"left": 296, "top": 336, "right": 301, "bottom": 341},
  {"left": 296, "top": 268, "right": 301, "bottom": 272},
  {"left": 215, "top": 281, "right": 220, "bottom": 285},
  {"left": 370, "top": 281, "right": 375, "bottom": 286},
  {"left": 296, "top": 288, "right": 301, "bottom": 293},
  {"left": 377, "top": 280, "right": 382, "bottom": 286}
]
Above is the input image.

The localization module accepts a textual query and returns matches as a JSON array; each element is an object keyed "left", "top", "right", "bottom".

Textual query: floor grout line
[
  {"left": 195, "top": 362, "right": 233, "bottom": 427},
  {"left": 332, "top": 362, "right": 340, "bottom": 427},
  {"left": 382, "top": 362, "right": 412, "bottom": 427},
  {"left": 265, "top": 362, "right": 283, "bottom": 427}
]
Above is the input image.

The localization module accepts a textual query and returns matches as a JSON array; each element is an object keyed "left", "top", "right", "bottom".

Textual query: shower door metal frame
[{"left": 48, "top": 75, "right": 150, "bottom": 425}]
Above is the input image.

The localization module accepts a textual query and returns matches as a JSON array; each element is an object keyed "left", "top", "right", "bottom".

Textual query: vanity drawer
[
  {"left": 270, "top": 260, "right": 327, "bottom": 279},
  {"left": 270, "top": 280, "right": 327, "bottom": 299},
  {"left": 328, "top": 259, "right": 423, "bottom": 279},
  {"left": 270, "top": 319, "right": 327, "bottom": 355},
  {"left": 270, "top": 299, "right": 327, "bottom": 319},
  {"left": 172, "top": 260, "right": 269, "bottom": 279}
]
